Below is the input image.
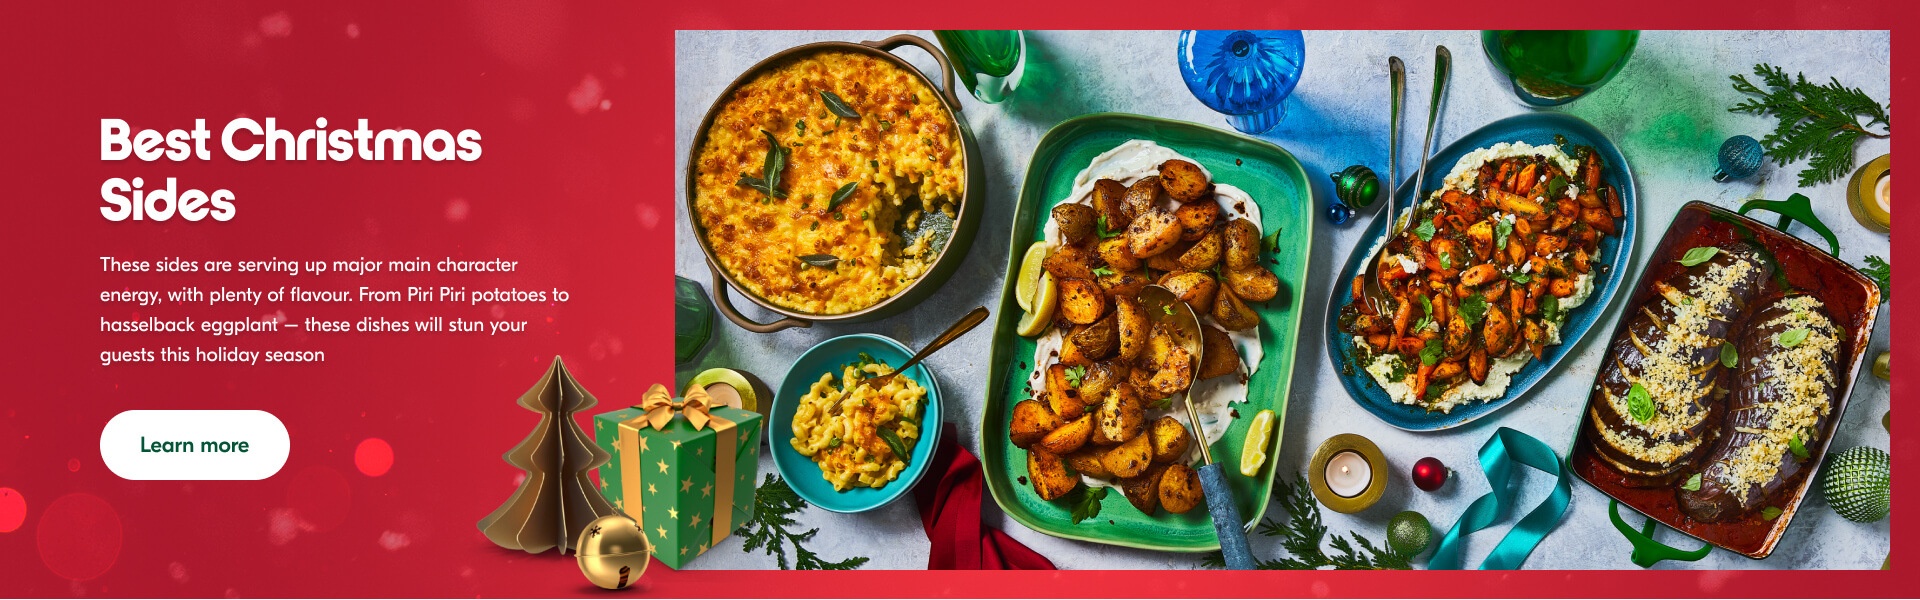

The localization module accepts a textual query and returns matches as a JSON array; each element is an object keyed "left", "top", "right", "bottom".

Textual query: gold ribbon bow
[{"left": 638, "top": 383, "right": 713, "bottom": 431}]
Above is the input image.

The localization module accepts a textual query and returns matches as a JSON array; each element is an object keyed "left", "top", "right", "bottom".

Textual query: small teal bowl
[{"left": 769, "top": 334, "right": 943, "bottom": 513}]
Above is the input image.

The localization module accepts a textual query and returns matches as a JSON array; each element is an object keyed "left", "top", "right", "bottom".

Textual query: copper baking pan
[
  {"left": 683, "top": 34, "right": 984, "bottom": 333},
  {"left": 1569, "top": 198, "right": 1882, "bottom": 559}
]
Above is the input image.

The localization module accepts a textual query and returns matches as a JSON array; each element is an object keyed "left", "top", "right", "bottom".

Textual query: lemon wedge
[
  {"left": 1239, "top": 409, "right": 1277, "bottom": 477},
  {"left": 1015, "top": 241, "right": 1050, "bottom": 312},
  {"left": 1015, "top": 271, "right": 1057, "bottom": 337}
]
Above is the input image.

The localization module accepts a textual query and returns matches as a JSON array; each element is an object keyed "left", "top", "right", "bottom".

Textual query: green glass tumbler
[
  {"left": 934, "top": 30, "right": 1025, "bottom": 104},
  {"left": 673, "top": 275, "right": 714, "bottom": 365},
  {"left": 1480, "top": 30, "right": 1639, "bottom": 107}
]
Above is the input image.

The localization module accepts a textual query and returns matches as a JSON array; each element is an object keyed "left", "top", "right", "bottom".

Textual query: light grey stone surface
[{"left": 675, "top": 30, "right": 1890, "bottom": 570}]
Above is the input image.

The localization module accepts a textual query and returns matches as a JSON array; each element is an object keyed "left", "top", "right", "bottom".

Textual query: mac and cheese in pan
[{"left": 789, "top": 357, "right": 924, "bottom": 491}]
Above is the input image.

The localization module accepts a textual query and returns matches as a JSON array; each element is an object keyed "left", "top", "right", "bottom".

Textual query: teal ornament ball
[
  {"left": 1821, "top": 446, "right": 1891, "bottom": 523},
  {"left": 1331, "top": 165, "right": 1381, "bottom": 208}
]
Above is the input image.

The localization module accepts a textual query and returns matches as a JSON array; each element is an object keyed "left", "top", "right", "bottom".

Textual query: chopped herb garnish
[
  {"left": 1148, "top": 397, "right": 1174, "bottom": 409},
  {"left": 1419, "top": 337, "right": 1444, "bottom": 366},
  {"left": 1414, "top": 219, "right": 1437, "bottom": 241},
  {"left": 827, "top": 437, "right": 842, "bottom": 449},
  {"left": 1163, "top": 306, "right": 1174, "bottom": 315},
  {"left": 878, "top": 119, "right": 893, "bottom": 131},
  {"left": 1438, "top": 251, "right": 1453, "bottom": 270},
  {"left": 1459, "top": 294, "right": 1488, "bottom": 327},
  {"left": 796, "top": 119, "right": 806, "bottom": 135},
  {"left": 1096, "top": 215, "right": 1123, "bottom": 239},
  {"left": 1505, "top": 272, "right": 1533, "bottom": 284},
  {"left": 1493, "top": 218, "right": 1514, "bottom": 252},
  {"left": 1545, "top": 175, "right": 1569, "bottom": 199},
  {"left": 1092, "top": 266, "right": 1116, "bottom": 277},
  {"left": 1068, "top": 486, "right": 1107, "bottom": 524},
  {"left": 810, "top": 221, "right": 819, "bottom": 231},
  {"left": 1065, "top": 365, "right": 1087, "bottom": 388},
  {"left": 1789, "top": 432, "right": 1810, "bottom": 459}
]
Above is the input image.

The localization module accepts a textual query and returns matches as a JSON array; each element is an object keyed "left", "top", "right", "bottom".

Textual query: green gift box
[{"left": 592, "top": 388, "right": 761, "bottom": 569}]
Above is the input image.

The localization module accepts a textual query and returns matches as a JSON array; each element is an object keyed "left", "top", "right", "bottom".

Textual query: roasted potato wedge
[
  {"left": 1148, "top": 416, "right": 1192, "bottom": 464},
  {"left": 1158, "top": 463, "right": 1203, "bottom": 514},
  {"left": 1174, "top": 201, "right": 1220, "bottom": 241},
  {"left": 1071, "top": 313, "right": 1119, "bottom": 362},
  {"left": 1144, "top": 239, "right": 1195, "bottom": 272},
  {"left": 1211, "top": 285, "right": 1260, "bottom": 331},
  {"left": 1010, "top": 399, "right": 1058, "bottom": 449},
  {"left": 1149, "top": 346, "right": 1194, "bottom": 396},
  {"left": 1121, "top": 464, "right": 1168, "bottom": 514},
  {"left": 1178, "top": 228, "right": 1224, "bottom": 270},
  {"left": 1092, "top": 178, "right": 1132, "bottom": 228},
  {"left": 1098, "top": 236, "right": 1142, "bottom": 272},
  {"left": 1057, "top": 277, "right": 1109, "bottom": 324},
  {"left": 1124, "top": 175, "right": 1165, "bottom": 217},
  {"left": 1222, "top": 265, "right": 1280, "bottom": 302},
  {"left": 1159, "top": 271, "right": 1219, "bottom": 314},
  {"left": 1115, "top": 296, "right": 1150, "bottom": 363},
  {"left": 1042, "top": 244, "right": 1099, "bottom": 282},
  {"left": 1158, "top": 159, "right": 1213, "bottom": 202},
  {"left": 1198, "top": 324, "right": 1240, "bottom": 380},
  {"left": 1080, "top": 360, "right": 1128, "bottom": 404},
  {"left": 1223, "top": 218, "right": 1262, "bottom": 269},
  {"left": 1053, "top": 203, "right": 1099, "bottom": 246},
  {"left": 1065, "top": 446, "right": 1113, "bottom": 479},
  {"left": 1058, "top": 333, "right": 1093, "bottom": 367},
  {"left": 1096, "top": 267, "right": 1151, "bottom": 299},
  {"left": 1100, "top": 432, "right": 1154, "bottom": 479},
  {"left": 1096, "top": 383, "right": 1147, "bottom": 443},
  {"left": 1037, "top": 414, "right": 1094, "bottom": 455},
  {"left": 1027, "top": 449, "right": 1078, "bottom": 501},
  {"left": 1126, "top": 208, "right": 1184, "bottom": 258},
  {"left": 1046, "top": 364, "right": 1087, "bottom": 420}
]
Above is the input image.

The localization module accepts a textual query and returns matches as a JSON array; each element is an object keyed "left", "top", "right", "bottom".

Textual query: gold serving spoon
[{"left": 858, "top": 306, "right": 989, "bottom": 391}]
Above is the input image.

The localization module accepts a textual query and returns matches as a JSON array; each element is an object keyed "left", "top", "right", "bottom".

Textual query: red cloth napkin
[{"left": 912, "top": 423, "right": 1056, "bottom": 570}]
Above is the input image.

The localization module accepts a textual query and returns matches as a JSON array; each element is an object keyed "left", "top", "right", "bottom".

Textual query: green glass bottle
[
  {"left": 1480, "top": 30, "right": 1639, "bottom": 107},
  {"left": 934, "top": 30, "right": 1025, "bottom": 104},
  {"left": 673, "top": 275, "right": 714, "bottom": 365}
]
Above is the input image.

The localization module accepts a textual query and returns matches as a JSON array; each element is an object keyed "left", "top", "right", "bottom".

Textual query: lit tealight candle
[
  {"left": 1326, "top": 451, "right": 1371, "bottom": 498},
  {"left": 702, "top": 382, "right": 741, "bottom": 409}
]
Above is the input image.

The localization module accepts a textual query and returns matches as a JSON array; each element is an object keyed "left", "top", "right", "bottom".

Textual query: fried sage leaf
[
  {"left": 820, "top": 90, "right": 861, "bottom": 119},
  {"left": 826, "top": 181, "right": 858, "bottom": 213},
  {"left": 797, "top": 254, "right": 841, "bottom": 269}
]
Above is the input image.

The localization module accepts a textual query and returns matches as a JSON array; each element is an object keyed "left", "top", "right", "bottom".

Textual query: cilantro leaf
[
  {"left": 1091, "top": 266, "right": 1116, "bottom": 277},
  {"left": 1419, "top": 337, "right": 1444, "bottom": 367},
  {"left": 1414, "top": 219, "right": 1437, "bottom": 241},
  {"left": 1541, "top": 294, "right": 1562, "bottom": 324},
  {"left": 1438, "top": 251, "right": 1453, "bottom": 270},
  {"left": 1065, "top": 365, "right": 1087, "bottom": 388},
  {"left": 1096, "top": 215, "right": 1123, "bottom": 239},
  {"left": 1459, "top": 294, "right": 1488, "bottom": 327},
  {"left": 1505, "top": 271, "right": 1533, "bottom": 284},
  {"left": 1068, "top": 486, "right": 1108, "bottom": 524},
  {"left": 1493, "top": 218, "right": 1514, "bottom": 251}
]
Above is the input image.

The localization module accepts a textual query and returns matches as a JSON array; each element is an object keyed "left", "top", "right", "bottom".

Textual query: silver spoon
[{"left": 1359, "top": 47, "right": 1450, "bottom": 314}]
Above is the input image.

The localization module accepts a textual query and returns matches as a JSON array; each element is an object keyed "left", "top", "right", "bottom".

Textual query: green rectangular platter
[{"left": 979, "top": 113, "right": 1313, "bottom": 552}]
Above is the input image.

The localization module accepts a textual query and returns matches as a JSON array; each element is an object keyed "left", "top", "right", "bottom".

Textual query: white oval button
[{"left": 100, "top": 410, "right": 290, "bottom": 480}]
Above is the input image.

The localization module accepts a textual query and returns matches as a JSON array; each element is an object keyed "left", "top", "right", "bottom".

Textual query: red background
[{"left": 0, "top": 0, "right": 1910, "bottom": 597}]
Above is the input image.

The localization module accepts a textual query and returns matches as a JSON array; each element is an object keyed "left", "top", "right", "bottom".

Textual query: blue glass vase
[{"left": 1177, "top": 30, "right": 1305, "bottom": 134}]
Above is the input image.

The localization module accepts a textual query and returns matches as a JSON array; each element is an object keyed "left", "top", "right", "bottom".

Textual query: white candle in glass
[
  {"left": 1325, "top": 451, "right": 1371, "bottom": 498},
  {"left": 703, "top": 383, "right": 741, "bottom": 409}
]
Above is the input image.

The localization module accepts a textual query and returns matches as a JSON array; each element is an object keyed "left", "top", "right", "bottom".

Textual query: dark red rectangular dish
[{"left": 1569, "top": 199, "right": 1881, "bottom": 559}]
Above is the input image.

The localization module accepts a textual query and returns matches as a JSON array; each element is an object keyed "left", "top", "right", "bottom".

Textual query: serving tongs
[
  {"left": 1138, "top": 286, "right": 1254, "bottom": 570},
  {"left": 1357, "top": 46, "right": 1450, "bottom": 316}
]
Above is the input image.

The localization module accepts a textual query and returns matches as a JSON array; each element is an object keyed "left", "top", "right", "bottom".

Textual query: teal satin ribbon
[{"left": 1428, "top": 427, "right": 1572, "bottom": 570}]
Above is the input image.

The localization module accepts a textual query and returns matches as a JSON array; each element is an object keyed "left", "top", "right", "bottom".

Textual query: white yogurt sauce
[{"left": 1023, "top": 140, "right": 1264, "bottom": 482}]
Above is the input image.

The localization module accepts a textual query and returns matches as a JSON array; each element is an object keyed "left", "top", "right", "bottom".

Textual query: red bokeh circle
[
  {"left": 36, "top": 493, "right": 122, "bottom": 581},
  {"left": 0, "top": 487, "right": 25, "bottom": 532},
  {"left": 285, "top": 466, "right": 352, "bottom": 532},
  {"left": 354, "top": 438, "right": 394, "bottom": 477}
]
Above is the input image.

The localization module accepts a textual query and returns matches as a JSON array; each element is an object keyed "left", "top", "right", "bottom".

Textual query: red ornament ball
[{"left": 1412, "top": 457, "right": 1449, "bottom": 491}]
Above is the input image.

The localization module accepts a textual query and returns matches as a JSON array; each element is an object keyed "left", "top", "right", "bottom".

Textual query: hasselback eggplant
[
  {"left": 1584, "top": 243, "right": 1771, "bottom": 486},
  {"left": 1679, "top": 295, "right": 1843, "bottom": 522}
]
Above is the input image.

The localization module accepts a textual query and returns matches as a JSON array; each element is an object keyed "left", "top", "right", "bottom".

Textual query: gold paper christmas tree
[{"left": 478, "top": 356, "right": 618, "bottom": 554}]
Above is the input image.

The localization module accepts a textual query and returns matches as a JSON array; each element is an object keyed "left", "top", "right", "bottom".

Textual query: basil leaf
[
  {"left": 1721, "top": 343, "right": 1738, "bottom": 368},
  {"left": 1761, "top": 506, "right": 1783, "bottom": 520},
  {"left": 1414, "top": 219, "right": 1437, "bottom": 241},
  {"left": 1493, "top": 218, "right": 1514, "bottom": 251},
  {"left": 827, "top": 181, "right": 858, "bottom": 213},
  {"left": 1627, "top": 383, "right": 1654, "bottom": 422},
  {"left": 819, "top": 90, "right": 861, "bottom": 119},
  {"left": 1677, "top": 246, "right": 1720, "bottom": 267},
  {"left": 797, "top": 254, "right": 841, "bottom": 269},
  {"left": 1458, "top": 294, "right": 1488, "bottom": 327},
  {"left": 876, "top": 427, "right": 911, "bottom": 464},
  {"left": 1069, "top": 486, "right": 1108, "bottom": 524},
  {"left": 1777, "top": 328, "right": 1811, "bottom": 348},
  {"left": 1682, "top": 473, "right": 1702, "bottom": 491},
  {"left": 1789, "top": 432, "right": 1810, "bottom": 459}
]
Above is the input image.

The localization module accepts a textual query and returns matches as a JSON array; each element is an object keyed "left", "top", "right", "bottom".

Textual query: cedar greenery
[
  {"left": 1861, "top": 255, "right": 1890, "bottom": 299},
  {"left": 736, "top": 475, "right": 870, "bottom": 570},
  {"left": 1201, "top": 475, "right": 1414, "bottom": 570},
  {"left": 1729, "top": 63, "right": 1890, "bottom": 187}
]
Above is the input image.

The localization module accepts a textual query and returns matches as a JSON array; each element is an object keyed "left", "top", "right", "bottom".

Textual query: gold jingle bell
[{"left": 576, "top": 513, "right": 651, "bottom": 590}]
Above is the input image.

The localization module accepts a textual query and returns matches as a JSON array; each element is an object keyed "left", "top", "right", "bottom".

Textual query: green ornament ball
[
  {"left": 1822, "top": 446, "right": 1890, "bottom": 523},
  {"left": 1386, "top": 510, "right": 1432, "bottom": 556},
  {"left": 1331, "top": 165, "right": 1382, "bottom": 208}
]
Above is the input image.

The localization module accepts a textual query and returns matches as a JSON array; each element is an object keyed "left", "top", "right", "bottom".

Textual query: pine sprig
[
  {"left": 734, "top": 475, "right": 869, "bottom": 570},
  {"left": 1729, "top": 63, "right": 1890, "bottom": 187},
  {"left": 1861, "top": 255, "right": 1890, "bottom": 300},
  {"left": 1200, "top": 475, "right": 1413, "bottom": 570}
]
